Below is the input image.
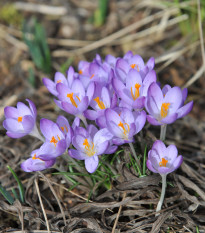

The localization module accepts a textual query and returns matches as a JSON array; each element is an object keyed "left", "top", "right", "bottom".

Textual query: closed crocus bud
[
  {"left": 21, "top": 144, "right": 56, "bottom": 172},
  {"left": 3, "top": 99, "right": 43, "bottom": 140}
]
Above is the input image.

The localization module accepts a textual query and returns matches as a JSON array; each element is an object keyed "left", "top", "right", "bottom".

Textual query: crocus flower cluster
[{"left": 3, "top": 51, "right": 193, "bottom": 177}]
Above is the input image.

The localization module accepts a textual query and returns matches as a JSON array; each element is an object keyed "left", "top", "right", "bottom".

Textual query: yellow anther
[
  {"left": 94, "top": 97, "right": 106, "bottom": 109},
  {"left": 79, "top": 70, "right": 83, "bottom": 75},
  {"left": 67, "top": 92, "right": 78, "bottom": 108},
  {"left": 159, "top": 158, "right": 168, "bottom": 167},
  {"left": 76, "top": 95, "right": 81, "bottom": 102},
  {"left": 160, "top": 103, "right": 170, "bottom": 118},
  {"left": 17, "top": 116, "right": 23, "bottom": 122},
  {"left": 131, "top": 83, "right": 141, "bottom": 100},
  {"left": 50, "top": 136, "right": 58, "bottom": 147},
  {"left": 118, "top": 121, "right": 130, "bottom": 137},
  {"left": 83, "top": 138, "right": 95, "bottom": 157},
  {"left": 130, "top": 64, "right": 136, "bottom": 69},
  {"left": 90, "top": 74, "right": 95, "bottom": 79},
  {"left": 57, "top": 80, "right": 62, "bottom": 83}
]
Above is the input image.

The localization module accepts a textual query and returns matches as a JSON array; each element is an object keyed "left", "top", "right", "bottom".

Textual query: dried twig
[
  {"left": 14, "top": 2, "right": 67, "bottom": 16},
  {"left": 34, "top": 178, "right": 50, "bottom": 233}
]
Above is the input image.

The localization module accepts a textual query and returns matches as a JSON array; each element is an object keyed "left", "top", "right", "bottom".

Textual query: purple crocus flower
[
  {"left": 145, "top": 82, "right": 193, "bottom": 126},
  {"left": 3, "top": 99, "right": 43, "bottom": 140},
  {"left": 78, "top": 60, "right": 109, "bottom": 89},
  {"left": 115, "top": 51, "right": 155, "bottom": 83},
  {"left": 55, "top": 79, "right": 95, "bottom": 118},
  {"left": 146, "top": 140, "right": 183, "bottom": 175},
  {"left": 21, "top": 144, "right": 56, "bottom": 172},
  {"left": 84, "top": 85, "right": 117, "bottom": 124},
  {"left": 43, "top": 66, "right": 75, "bottom": 96},
  {"left": 56, "top": 115, "right": 72, "bottom": 148},
  {"left": 105, "top": 108, "right": 146, "bottom": 145},
  {"left": 39, "top": 118, "right": 67, "bottom": 159},
  {"left": 113, "top": 69, "right": 156, "bottom": 110},
  {"left": 69, "top": 125, "right": 113, "bottom": 173}
]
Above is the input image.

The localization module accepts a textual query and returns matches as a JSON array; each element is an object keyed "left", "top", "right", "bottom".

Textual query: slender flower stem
[
  {"left": 79, "top": 115, "right": 88, "bottom": 128},
  {"left": 160, "top": 124, "right": 167, "bottom": 141},
  {"left": 29, "top": 124, "right": 45, "bottom": 142},
  {"left": 156, "top": 174, "right": 167, "bottom": 212},
  {"left": 129, "top": 143, "right": 142, "bottom": 174}
]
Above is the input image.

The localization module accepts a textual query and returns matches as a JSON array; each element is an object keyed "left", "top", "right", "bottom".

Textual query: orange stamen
[
  {"left": 32, "top": 153, "right": 43, "bottom": 161},
  {"left": 160, "top": 103, "right": 170, "bottom": 118},
  {"left": 94, "top": 97, "right": 106, "bottom": 109},
  {"left": 50, "top": 136, "right": 58, "bottom": 147},
  {"left": 136, "top": 65, "right": 139, "bottom": 72},
  {"left": 90, "top": 74, "right": 95, "bottom": 79},
  {"left": 76, "top": 95, "right": 81, "bottom": 102},
  {"left": 131, "top": 83, "right": 141, "bottom": 100},
  {"left": 159, "top": 158, "right": 168, "bottom": 167},
  {"left": 130, "top": 64, "right": 136, "bottom": 69},
  {"left": 17, "top": 116, "right": 23, "bottom": 122},
  {"left": 67, "top": 92, "right": 78, "bottom": 108},
  {"left": 118, "top": 121, "right": 130, "bottom": 137},
  {"left": 83, "top": 138, "right": 95, "bottom": 157},
  {"left": 57, "top": 80, "right": 62, "bottom": 83},
  {"left": 79, "top": 70, "right": 83, "bottom": 75}
]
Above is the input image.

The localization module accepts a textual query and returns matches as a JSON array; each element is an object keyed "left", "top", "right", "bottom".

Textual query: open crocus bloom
[
  {"left": 113, "top": 69, "right": 156, "bottom": 110},
  {"left": 21, "top": 145, "right": 56, "bottom": 172},
  {"left": 146, "top": 140, "right": 183, "bottom": 175},
  {"left": 3, "top": 99, "right": 42, "bottom": 139},
  {"left": 105, "top": 108, "right": 146, "bottom": 145},
  {"left": 115, "top": 51, "right": 155, "bottom": 83},
  {"left": 145, "top": 82, "right": 193, "bottom": 126},
  {"left": 55, "top": 79, "right": 94, "bottom": 117},
  {"left": 39, "top": 118, "right": 67, "bottom": 159},
  {"left": 69, "top": 125, "right": 113, "bottom": 173},
  {"left": 43, "top": 66, "right": 75, "bottom": 96}
]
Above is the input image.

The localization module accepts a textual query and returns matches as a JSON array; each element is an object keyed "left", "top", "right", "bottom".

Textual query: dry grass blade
[
  {"left": 38, "top": 172, "right": 68, "bottom": 225},
  {"left": 111, "top": 192, "right": 126, "bottom": 233},
  {"left": 34, "top": 178, "right": 50, "bottom": 233}
]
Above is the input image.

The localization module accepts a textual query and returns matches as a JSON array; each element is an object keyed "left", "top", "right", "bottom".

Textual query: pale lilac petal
[
  {"left": 147, "top": 83, "right": 163, "bottom": 110},
  {"left": 40, "top": 119, "right": 54, "bottom": 139},
  {"left": 67, "top": 66, "right": 74, "bottom": 87},
  {"left": 96, "top": 115, "right": 107, "bottom": 128},
  {"left": 26, "top": 99, "right": 37, "bottom": 118},
  {"left": 54, "top": 72, "right": 67, "bottom": 85},
  {"left": 171, "top": 155, "right": 183, "bottom": 171},
  {"left": 104, "top": 145, "right": 118, "bottom": 154},
  {"left": 146, "top": 57, "right": 155, "bottom": 70},
  {"left": 72, "top": 79, "right": 85, "bottom": 97},
  {"left": 128, "top": 123, "right": 136, "bottom": 138},
  {"left": 4, "top": 106, "right": 18, "bottom": 118},
  {"left": 85, "top": 155, "right": 99, "bottom": 173},
  {"left": 133, "top": 96, "right": 145, "bottom": 109},
  {"left": 101, "top": 87, "right": 110, "bottom": 108},
  {"left": 164, "top": 87, "right": 182, "bottom": 114},
  {"left": 157, "top": 167, "right": 171, "bottom": 174},
  {"left": 21, "top": 158, "right": 55, "bottom": 172},
  {"left": 95, "top": 141, "right": 109, "bottom": 155},
  {"left": 123, "top": 51, "right": 133, "bottom": 60},
  {"left": 6, "top": 131, "right": 27, "bottom": 138},
  {"left": 22, "top": 115, "right": 35, "bottom": 132},
  {"left": 105, "top": 109, "right": 121, "bottom": 125},
  {"left": 43, "top": 78, "right": 57, "bottom": 96},
  {"left": 61, "top": 102, "right": 78, "bottom": 115},
  {"left": 87, "top": 125, "right": 98, "bottom": 138},
  {"left": 84, "top": 110, "right": 98, "bottom": 120},
  {"left": 145, "top": 95, "right": 160, "bottom": 117},
  {"left": 120, "top": 108, "right": 134, "bottom": 124},
  {"left": 146, "top": 160, "right": 157, "bottom": 173},
  {"left": 93, "top": 128, "right": 113, "bottom": 145},
  {"left": 182, "top": 88, "right": 188, "bottom": 103},
  {"left": 134, "top": 110, "right": 146, "bottom": 133},
  {"left": 147, "top": 115, "right": 162, "bottom": 126},
  {"left": 152, "top": 140, "right": 166, "bottom": 159},
  {"left": 3, "top": 118, "right": 24, "bottom": 132},
  {"left": 68, "top": 149, "right": 87, "bottom": 160},
  {"left": 126, "top": 69, "right": 142, "bottom": 91},
  {"left": 162, "top": 84, "right": 171, "bottom": 96},
  {"left": 130, "top": 55, "right": 145, "bottom": 69},
  {"left": 72, "top": 135, "right": 86, "bottom": 151},
  {"left": 142, "top": 70, "right": 157, "bottom": 96},
  {"left": 53, "top": 99, "right": 62, "bottom": 109},
  {"left": 17, "top": 102, "right": 31, "bottom": 115},
  {"left": 115, "top": 59, "right": 129, "bottom": 82},
  {"left": 161, "top": 113, "right": 177, "bottom": 124},
  {"left": 176, "top": 101, "right": 193, "bottom": 119},
  {"left": 77, "top": 96, "right": 89, "bottom": 113},
  {"left": 86, "top": 82, "right": 95, "bottom": 102},
  {"left": 166, "top": 145, "right": 178, "bottom": 165},
  {"left": 112, "top": 138, "right": 130, "bottom": 145}
]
